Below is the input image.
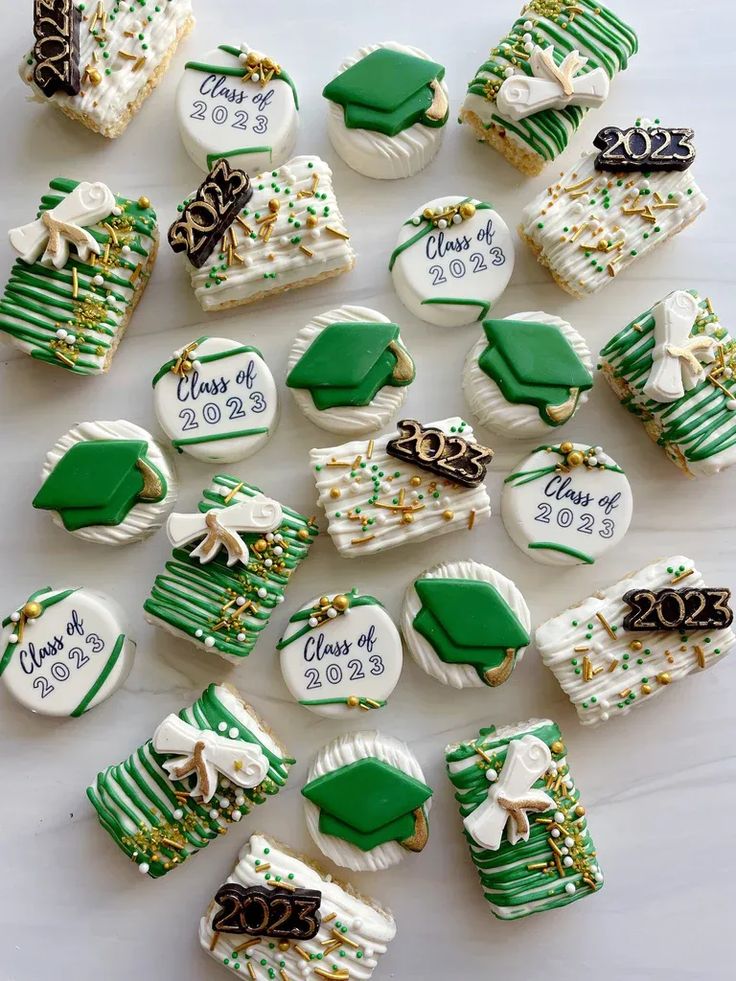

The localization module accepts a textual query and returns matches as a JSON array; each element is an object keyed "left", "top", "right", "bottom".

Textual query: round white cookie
[
  {"left": 0, "top": 587, "right": 135, "bottom": 717},
  {"left": 502, "top": 442, "right": 633, "bottom": 566},
  {"left": 463, "top": 311, "right": 594, "bottom": 438},
  {"left": 34, "top": 420, "right": 177, "bottom": 546},
  {"left": 324, "top": 41, "right": 449, "bottom": 180},
  {"left": 153, "top": 337, "right": 278, "bottom": 463},
  {"left": 390, "top": 196, "right": 515, "bottom": 327},
  {"left": 177, "top": 41, "right": 299, "bottom": 174},
  {"left": 303, "top": 731, "right": 432, "bottom": 872},
  {"left": 401, "top": 560, "right": 531, "bottom": 689},
  {"left": 285, "top": 306, "right": 415, "bottom": 436},
  {"left": 277, "top": 591, "right": 403, "bottom": 717}
]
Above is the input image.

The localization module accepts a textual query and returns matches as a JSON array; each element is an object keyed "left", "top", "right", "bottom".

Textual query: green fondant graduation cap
[
  {"left": 32, "top": 439, "right": 166, "bottom": 531},
  {"left": 322, "top": 48, "right": 447, "bottom": 137},
  {"left": 302, "top": 758, "right": 432, "bottom": 852},
  {"left": 286, "top": 321, "right": 414, "bottom": 411},
  {"left": 479, "top": 319, "right": 593, "bottom": 426},
  {"left": 413, "top": 578, "right": 530, "bottom": 687}
]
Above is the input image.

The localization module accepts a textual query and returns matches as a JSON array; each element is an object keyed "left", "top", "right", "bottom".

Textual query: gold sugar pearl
[
  {"left": 641, "top": 684, "right": 652, "bottom": 695},
  {"left": 319, "top": 596, "right": 330, "bottom": 607},
  {"left": 656, "top": 672, "right": 672, "bottom": 685},
  {"left": 409, "top": 476, "right": 422, "bottom": 487},
  {"left": 422, "top": 207, "right": 435, "bottom": 220},
  {"left": 297, "top": 529, "right": 310, "bottom": 540},
  {"left": 268, "top": 198, "right": 280, "bottom": 213},
  {"left": 574, "top": 805, "right": 586, "bottom": 817},
  {"left": 138, "top": 196, "right": 151, "bottom": 209},
  {"left": 306, "top": 214, "right": 318, "bottom": 227},
  {"left": 180, "top": 360, "right": 193, "bottom": 373},
  {"left": 253, "top": 539, "right": 268, "bottom": 553},
  {"left": 402, "top": 513, "right": 415, "bottom": 524},
  {"left": 346, "top": 695, "right": 360, "bottom": 708},
  {"left": 560, "top": 442, "right": 574, "bottom": 454},
  {"left": 459, "top": 201, "right": 476, "bottom": 220},
  {"left": 23, "top": 601, "right": 43, "bottom": 619},
  {"left": 329, "top": 487, "right": 341, "bottom": 500},
  {"left": 566, "top": 450, "right": 585, "bottom": 467},
  {"left": 551, "top": 740, "right": 564, "bottom": 755},
  {"left": 629, "top": 640, "right": 643, "bottom": 652},
  {"left": 278, "top": 942, "right": 290, "bottom": 952},
  {"left": 442, "top": 509, "right": 454, "bottom": 521},
  {"left": 332, "top": 594, "right": 350, "bottom": 612}
]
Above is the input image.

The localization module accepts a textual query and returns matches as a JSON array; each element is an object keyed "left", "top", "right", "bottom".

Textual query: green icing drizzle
[
  {"left": 87, "top": 683, "right": 291, "bottom": 878},
  {"left": 172, "top": 427, "right": 270, "bottom": 450},
  {"left": 421, "top": 297, "right": 491, "bottom": 320},
  {"left": 206, "top": 147, "right": 273, "bottom": 169},
  {"left": 71, "top": 633, "right": 126, "bottom": 717},
  {"left": 298, "top": 697, "right": 386, "bottom": 709},
  {"left": 528, "top": 541, "right": 595, "bottom": 564}
]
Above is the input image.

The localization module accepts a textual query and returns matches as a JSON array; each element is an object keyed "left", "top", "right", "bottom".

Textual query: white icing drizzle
[
  {"left": 287, "top": 306, "right": 412, "bottom": 435},
  {"left": 326, "top": 41, "right": 448, "bottom": 180},
  {"left": 310, "top": 417, "right": 492, "bottom": 558},
  {"left": 304, "top": 731, "right": 431, "bottom": 872},
  {"left": 19, "top": 0, "right": 193, "bottom": 137},
  {"left": 401, "top": 559, "right": 531, "bottom": 690},
  {"left": 535, "top": 556, "right": 736, "bottom": 726},
  {"left": 38, "top": 419, "right": 177, "bottom": 545},
  {"left": 520, "top": 125, "right": 708, "bottom": 297},
  {"left": 186, "top": 155, "right": 355, "bottom": 312},
  {"left": 463, "top": 311, "right": 593, "bottom": 438},
  {"left": 200, "top": 834, "right": 397, "bottom": 979}
]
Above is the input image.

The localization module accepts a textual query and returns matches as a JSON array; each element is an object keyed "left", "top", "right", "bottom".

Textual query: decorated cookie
[
  {"left": 302, "top": 732, "right": 433, "bottom": 872},
  {"left": 177, "top": 42, "right": 298, "bottom": 174},
  {"left": 277, "top": 590, "right": 403, "bottom": 716},
  {"left": 311, "top": 417, "right": 492, "bottom": 558},
  {"left": 464, "top": 312, "right": 593, "bottom": 437},
  {"left": 446, "top": 720, "right": 603, "bottom": 919},
  {"left": 502, "top": 442, "right": 633, "bottom": 566},
  {"left": 536, "top": 556, "right": 735, "bottom": 726},
  {"left": 33, "top": 420, "right": 177, "bottom": 545},
  {"left": 401, "top": 561, "right": 531, "bottom": 689},
  {"left": 144, "top": 475, "right": 318, "bottom": 661},
  {"left": 459, "top": 1, "right": 637, "bottom": 176},
  {"left": 20, "top": 0, "right": 193, "bottom": 139},
  {"left": 153, "top": 337, "right": 278, "bottom": 463},
  {"left": 323, "top": 41, "right": 449, "bottom": 180},
  {"left": 286, "top": 306, "right": 415, "bottom": 435},
  {"left": 390, "top": 196, "right": 515, "bottom": 327},
  {"left": 519, "top": 118, "right": 707, "bottom": 297},
  {"left": 201, "top": 834, "right": 397, "bottom": 978},
  {"left": 87, "top": 683, "right": 291, "bottom": 878},
  {"left": 170, "top": 155, "right": 355, "bottom": 312},
  {"left": 0, "top": 586, "right": 135, "bottom": 718},
  {"left": 599, "top": 290, "right": 736, "bottom": 477},
  {"left": 0, "top": 179, "right": 158, "bottom": 375}
]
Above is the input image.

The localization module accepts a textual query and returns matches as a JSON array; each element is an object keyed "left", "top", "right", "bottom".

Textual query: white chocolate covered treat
[
  {"left": 0, "top": 586, "right": 135, "bottom": 717},
  {"left": 177, "top": 41, "right": 299, "bottom": 174},
  {"left": 464, "top": 311, "right": 593, "bottom": 438},
  {"left": 535, "top": 556, "right": 735, "bottom": 726},
  {"left": 302, "top": 731, "right": 433, "bottom": 872},
  {"left": 323, "top": 41, "right": 449, "bottom": 180},
  {"left": 286, "top": 306, "right": 415, "bottom": 436},
  {"left": 501, "top": 441, "right": 632, "bottom": 566},
  {"left": 32, "top": 419, "right": 177, "bottom": 546},
  {"left": 390, "top": 196, "right": 514, "bottom": 327},
  {"left": 153, "top": 337, "right": 278, "bottom": 463}
]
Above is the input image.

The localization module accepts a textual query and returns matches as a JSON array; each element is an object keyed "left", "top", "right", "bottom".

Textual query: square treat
[
  {"left": 599, "top": 290, "right": 736, "bottom": 477},
  {"left": 200, "top": 833, "right": 397, "bottom": 977},
  {"left": 87, "top": 684, "right": 292, "bottom": 878},
  {"left": 446, "top": 719, "right": 603, "bottom": 920},
  {"left": 460, "top": 1, "right": 637, "bottom": 176},
  {"left": 535, "top": 556, "right": 735, "bottom": 726},
  {"left": 173, "top": 155, "right": 355, "bottom": 312},
  {"left": 519, "top": 121, "right": 707, "bottom": 297},
  {"left": 1, "top": 178, "right": 158, "bottom": 375},
  {"left": 144, "top": 475, "right": 318, "bottom": 661},
  {"left": 20, "top": 1, "right": 194, "bottom": 139},
  {"left": 310, "top": 417, "right": 492, "bottom": 558}
]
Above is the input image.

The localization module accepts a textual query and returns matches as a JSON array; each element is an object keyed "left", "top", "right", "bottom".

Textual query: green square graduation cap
[
  {"left": 32, "top": 439, "right": 167, "bottom": 531},
  {"left": 302, "top": 758, "right": 432, "bottom": 852},
  {"left": 286, "top": 321, "right": 414, "bottom": 410},
  {"left": 413, "top": 578, "right": 530, "bottom": 687},
  {"left": 478, "top": 319, "right": 593, "bottom": 426},
  {"left": 322, "top": 48, "right": 448, "bottom": 136}
]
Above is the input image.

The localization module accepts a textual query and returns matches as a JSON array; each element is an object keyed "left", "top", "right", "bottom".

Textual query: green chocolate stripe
[
  {"left": 172, "top": 427, "right": 269, "bottom": 449},
  {"left": 206, "top": 147, "right": 272, "bottom": 169},
  {"left": 528, "top": 542, "right": 595, "bottom": 564},
  {"left": 71, "top": 633, "right": 126, "bottom": 717},
  {"left": 421, "top": 297, "right": 491, "bottom": 320}
]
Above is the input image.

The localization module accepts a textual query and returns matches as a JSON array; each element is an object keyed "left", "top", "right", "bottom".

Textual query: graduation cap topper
[
  {"left": 413, "top": 578, "right": 530, "bottom": 686},
  {"left": 302, "top": 757, "right": 432, "bottom": 853},
  {"left": 286, "top": 321, "right": 415, "bottom": 410},
  {"left": 323, "top": 47, "right": 449, "bottom": 137},
  {"left": 479, "top": 319, "right": 593, "bottom": 426},
  {"left": 32, "top": 439, "right": 166, "bottom": 532}
]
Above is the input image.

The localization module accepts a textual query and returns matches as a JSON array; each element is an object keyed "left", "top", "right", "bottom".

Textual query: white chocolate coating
[
  {"left": 303, "top": 731, "right": 431, "bottom": 872},
  {"left": 177, "top": 42, "right": 299, "bottom": 174},
  {"left": 38, "top": 419, "right": 177, "bottom": 545},
  {"left": 153, "top": 337, "right": 278, "bottom": 463},
  {"left": 401, "top": 559, "right": 531, "bottom": 689},
  {"left": 287, "top": 306, "right": 413, "bottom": 436},
  {"left": 391, "top": 196, "right": 515, "bottom": 327},
  {"left": 325, "top": 41, "right": 448, "bottom": 180},
  {"left": 463, "top": 311, "right": 593, "bottom": 438}
]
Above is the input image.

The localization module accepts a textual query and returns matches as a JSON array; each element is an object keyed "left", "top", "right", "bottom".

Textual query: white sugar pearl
[
  {"left": 594, "top": 446, "right": 603, "bottom": 455},
  {"left": 56, "top": 328, "right": 68, "bottom": 339},
  {"left": 437, "top": 219, "right": 448, "bottom": 229},
  {"left": 66, "top": 335, "right": 76, "bottom": 345},
  {"left": 236, "top": 595, "right": 246, "bottom": 606},
  {"left": 364, "top": 947, "right": 374, "bottom": 958},
  {"left": 412, "top": 216, "right": 421, "bottom": 226},
  {"left": 10, "top": 612, "right": 20, "bottom": 623},
  {"left": 121, "top": 244, "right": 131, "bottom": 255},
  {"left": 239, "top": 52, "right": 248, "bottom": 63},
  {"left": 192, "top": 360, "right": 202, "bottom": 370},
  {"left": 273, "top": 546, "right": 284, "bottom": 556},
  {"left": 8, "top": 634, "right": 18, "bottom": 644},
  {"left": 112, "top": 206, "right": 122, "bottom": 216},
  {"left": 266, "top": 533, "right": 274, "bottom": 542},
  {"left": 564, "top": 778, "right": 574, "bottom": 789},
  {"left": 257, "top": 588, "right": 267, "bottom": 598},
  {"left": 219, "top": 798, "right": 230, "bottom": 809},
  {"left": 551, "top": 827, "right": 561, "bottom": 838},
  {"left": 564, "top": 882, "right": 576, "bottom": 895},
  {"left": 564, "top": 837, "right": 574, "bottom": 847},
  {"left": 218, "top": 722, "right": 227, "bottom": 732},
  {"left": 524, "top": 41, "right": 534, "bottom": 52},
  {"left": 554, "top": 812, "right": 565, "bottom": 824},
  {"left": 173, "top": 809, "right": 184, "bottom": 820},
  {"left": 523, "top": 33, "right": 532, "bottom": 41},
  {"left": 274, "top": 534, "right": 283, "bottom": 542},
  {"left": 560, "top": 847, "right": 569, "bottom": 856},
  {"left": 231, "top": 810, "right": 242, "bottom": 821},
  {"left": 723, "top": 367, "right": 733, "bottom": 378},
  {"left": 586, "top": 455, "right": 598, "bottom": 467},
  {"left": 563, "top": 856, "right": 574, "bottom": 867},
  {"left": 276, "top": 595, "right": 284, "bottom": 603},
  {"left": 485, "top": 768, "right": 498, "bottom": 782},
  {"left": 252, "top": 72, "right": 260, "bottom": 82},
  {"left": 138, "top": 863, "right": 150, "bottom": 874},
  {"left": 235, "top": 795, "right": 245, "bottom": 806},
  {"left": 237, "top": 632, "right": 246, "bottom": 642},
  {"left": 209, "top": 809, "right": 219, "bottom": 820},
  {"left": 106, "top": 295, "right": 116, "bottom": 305},
  {"left": 228, "top": 727, "right": 239, "bottom": 738},
  {"left": 308, "top": 617, "right": 319, "bottom": 628},
  {"left": 204, "top": 636, "right": 215, "bottom": 648},
  {"left": 265, "top": 559, "right": 273, "bottom": 568},
  {"left": 601, "top": 712, "right": 610, "bottom": 722},
  {"left": 327, "top": 608, "right": 338, "bottom": 619},
  {"left": 93, "top": 274, "right": 104, "bottom": 286},
  {"left": 524, "top": 19, "right": 533, "bottom": 29},
  {"left": 452, "top": 213, "right": 462, "bottom": 224},
  {"left": 594, "top": 871, "right": 604, "bottom": 883},
  {"left": 726, "top": 400, "right": 736, "bottom": 412}
]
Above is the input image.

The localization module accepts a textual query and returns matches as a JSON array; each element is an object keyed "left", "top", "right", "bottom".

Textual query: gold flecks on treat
[
  {"left": 247, "top": 964, "right": 257, "bottom": 980},
  {"left": 607, "top": 658, "right": 619, "bottom": 673},
  {"left": 222, "top": 482, "right": 244, "bottom": 504},
  {"left": 299, "top": 245, "right": 314, "bottom": 257},
  {"left": 297, "top": 172, "right": 320, "bottom": 198},
  {"left": 242, "top": 51, "right": 282, "bottom": 86},
  {"left": 324, "top": 225, "right": 350, "bottom": 240},
  {"left": 657, "top": 672, "right": 672, "bottom": 685},
  {"left": 294, "top": 945, "right": 311, "bottom": 963},
  {"left": 641, "top": 683, "right": 652, "bottom": 695},
  {"left": 695, "top": 645, "right": 706, "bottom": 668},
  {"left": 595, "top": 611, "right": 617, "bottom": 641},
  {"left": 467, "top": 509, "right": 476, "bottom": 530},
  {"left": 366, "top": 439, "right": 375, "bottom": 460},
  {"left": 233, "top": 938, "right": 261, "bottom": 954}
]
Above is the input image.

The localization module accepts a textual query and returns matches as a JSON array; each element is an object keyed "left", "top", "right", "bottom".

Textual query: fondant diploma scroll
[{"left": 32, "top": 0, "right": 82, "bottom": 98}]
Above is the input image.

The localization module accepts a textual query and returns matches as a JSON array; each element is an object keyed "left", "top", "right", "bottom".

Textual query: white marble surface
[{"left": 0, "top": 1, "right": 734, "bottom": 979}]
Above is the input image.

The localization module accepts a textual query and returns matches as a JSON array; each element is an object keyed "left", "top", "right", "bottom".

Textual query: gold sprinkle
[
  {"left": 468, "top": 509, "right": 476, "bottom": 530},
  {"left": 582, "top": 655, "right": 592, "bottom": 681},
  {"left": 574, "top": 646, "right": 590, "bottom": 652},
  {"left": 596, "top": 611, "right": 617, "bottom": 640},
  {"left": 236, "top": 215, "right": 253, "bottom": 235},
  {"left": 325, "top": 225, "right": 350, "bottom": 240},
  {"left": 299, "top": 245, "right": 314, "bottom": 257},
  {"left": 160, "top": 837, "right": 184, "bottom": 851},
  {"left": 618, "top": 688, "right": 632, "bottom": 698},
  {"left": 474, "top": 743, "right": 494, "bottom": 765},
  {"left": 72, "top": 267, "right": 79, "bottom": 298},
  {"left": 54, "top": 350, "right": 76, "bottom": 367},
  {"left": 209, "top": 931, "right": 219, "bottom": 951},
  {"left": 528, "top": 862, "right": 550, "bottom": 870},
  {"left": 350, "top": 535, "right": 375, "bottom": 546},
  {"left": 563, "top": 176, "right": 594, "bottom": 194},
  {"left": 294, "top": 946, "right": 311, "bottom": 963},
  {"left": 366, "top": 439, "right": 374, "bottom": 460},
  {"left": 267, "top": 878, "right": 296, "bottom": 891},
  {"left": 695, "top": 645, "right": 706, "bottom": 668},
  {"left": 256, "top": 863, "right": 271, "bottom": 873},
  {"left": 247, "top": 964, "right": 257, "bottom": 980},
  {"left": 233, "top": 938, "right": 262, "bottom": 953},
  {"left": 119, "top": 50, "right": 138, "bottom": 61},
  {"left": 548, "top": 838, "right": 562, "bottom": 856},
  {"left": 280, "top": 971, "right": 291, "bottom": 981},
  {"left": 323, "top": 912, "right": 337, "bottom": 923},
  {"left": 657, "top": 672, "right": 672, "bottom": 685},
  {"left": 223, "top": 482, "right": 244, "bottom": 504},
  {"left": 314, "top": 970, "right": 349, "bottom": 981},
  {"left": 671, "top": 568, "right": 694, "bottom": 584},
  {"left": 333, "top": 928, "right": 360, "bottom": 950},
  {"left": 607, "top": 659, "right": 619, "bottom": 673}
]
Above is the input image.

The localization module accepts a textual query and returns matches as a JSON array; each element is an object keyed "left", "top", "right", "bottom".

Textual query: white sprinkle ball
[
  {"left": 67, "top": 335, "right": 76, "bottom": 345},
  {"left": 412, "top": 216, "right": 421, "bottom": 226},
  {"left": 236, "top": 595, "right": 246, "bottom": 606},
  {"left": 229, "top": 727, "right": 239, "bottom": 738},
  {"left": 112, "top": 206, "right": 122, "bottom": 217},
  {"left": 274, "top": 534, "right": 283, "bottom": 543},
  {"left": 524, "top": 41, "right": 534, "bottom": 52},
  {"left": 551, "top": 827, "right": 561, "bottom": 838},
  {"left": 252, "top": 73, "right": 260, "bottom": 82},
  {"left": 257, "top": 588, "right": 268, "bottom": 598},
  {"left": 308, "top": 617, "right": 319, "bottom": 628},
  {"left": 587, "top": 456, "right": 598, "bottom": 468},
  {"left": 524, "top": 19, "right": 533, "bottom": 29},
  {"left": 209, "top": 809, "right": 219, "bottom": 820},
  {"left": 192, "top": 360, "right": 202, "bottom": 370},
  {"left": 452, "top": 213, "right": 462, "bottom": 224},
  {"left": 504, "top": 66, "right": 515, "bottom": 77},
  {"left": 93, "top": 274, "right": 104, "bottom": 286},
  {"left": 276, "top": 595, "right": 284, "bottom": 603},
  {"left": 595, "top": 871, "right": 604, "bottom": 883},
  {"left": 173, "top": 808, "right": 184, "bottom": 820},
  {"left": 56, "top": 328, "right": 68, "bottom": 339},
  {"left": 219, "top": 798, "right": 230, "bottom": 809},
  {"left": 523, "top": 32, "right": 532, "bottom": 41},
  {"left": 232, "top": 810, "right": 242, "bottom": 821},
  {"left": 564, "top": 882, "right": 576, "bottom": 895},
  {"left": 204, "top": 636, "right": 216, "bottom": 648},
  {"left": 352, "top": 918, "right": 363, "bottom": 930},
  {"left": 138, "top": 863, "right": 150, "bottom": 874},
  {"left": 564, "top": 836, "right": 574, "bottom": 847},
  {"left": 121, "top": 244, "right": 131, "bottom": 255},
  {"left": 218, "top": 722, "right": 227, "bottom": 732},
  {"left": 438, "top": 219, "right": 448, "bottom": 229},
  {"left": 237, "top": 632, "right": 246, "bottom": 642},
  {"left": 726, "top": 400, "right": 736, "bottom": 412},
  {"left": 563, "top": 856, "right": 574, "bottom": 867},
  {"left": 10, "top": 612, "right": 20, "bottom": 623},
  {"left": 273, "top": 546, "right": 284, "bottom": 556},
  {"left": 486, "top": 768, "right": 498, "bottom": 782},
  {"left": 8, "top": 634, "right": 18, "bottom": 644},
  {"left": 266, "top": 533, "right": 275, "bottom": 542},
  {"left": 265, "top": 559, "right": 273, "bottom": 568},
  {"left": 235, "top": 795, "right": 245, "bottom": 806},
  {"left": 560, "top": 847, "right": 569, "bottom": 856},
  {"left": 554, "top": 812, "right": 565, "bottom": 824},
  {"left": 327, "top": 608, "right": 338, "bottom": 619}
]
